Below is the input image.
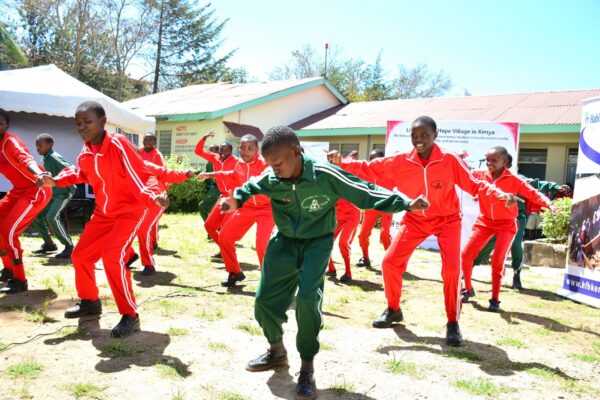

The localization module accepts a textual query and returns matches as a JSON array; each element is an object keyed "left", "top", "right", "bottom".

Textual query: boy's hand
[
  {"left": 197, "top": 172, "right": 213, "bottom": 180},
  {"left": 41, "top": 174, "right": 57, "bottom": 187},
  {"left": 550, "top": 205, "right": 560, "bottom": 215},
  {"left": 220, "top": 196, "right": 238, "bottom": 213},
  {"left": 155, "top": 193, "right": 170, "bottom": 208},
  {"left": 326, "top": 150, "right": 341, "bottom": 164},
  {"left": 408, "top": 195, "right": 429, "bottom": 211},
  {"left": 498, "top": 193, "right": 524, "bottom": 207},
  {"left": 202, "top": 131, "right": 215, "bottom": 141},
  {"left": 185, "top": 170, "right": 196, "bottom": 178},
  {"left": 345, "top": 150, "right": 359, "bottom": 160}
]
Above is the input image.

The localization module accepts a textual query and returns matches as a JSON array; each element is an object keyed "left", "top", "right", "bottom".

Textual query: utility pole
[{"left": 323, "top": 42, "right": 329, "bottom": 78}]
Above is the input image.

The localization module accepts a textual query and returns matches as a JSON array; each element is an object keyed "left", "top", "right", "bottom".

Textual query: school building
[{"left": 127, "top": 80, "right": 600, "bottom": 185}]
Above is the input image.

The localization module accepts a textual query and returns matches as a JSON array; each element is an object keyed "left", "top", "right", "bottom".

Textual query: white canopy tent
[{"left": 0, "top": 64, "right": 155, "bottom": 192}]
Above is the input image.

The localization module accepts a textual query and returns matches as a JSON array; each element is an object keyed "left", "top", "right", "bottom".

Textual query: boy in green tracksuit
[
  {"left": 221, "top": 126, "right": 428, "bottom": 400},
  {"left": 31, "top": 134, "right": 76, "bottom": 258},
  {"left": 473, "top": 155, "right": 569, "bottom": 289},
  {"left": 198, "top": 144, "right": 221, "bottom": 222}
]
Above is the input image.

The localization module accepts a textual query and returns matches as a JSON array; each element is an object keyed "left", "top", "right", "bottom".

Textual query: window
[
  {"left": 329, "top": 143, "right": 340, "bottom": 152},
  {"left": 372, "top": 143, "right": 386, "bottom": 153},
  {"left": 123, "top": 132, "right": 139, "bottom": 146},
  {"left": 158, "top": 130, "right": 172, "bottom": 155},
  {"left": 518, "top": 148, "right": 547, "bottom": 180},
  {"left": 340, "top": 143, "right": 359, "bottom": 156},
  {"left": 565, "top": 148, "right": 578, "bottom": 185}
]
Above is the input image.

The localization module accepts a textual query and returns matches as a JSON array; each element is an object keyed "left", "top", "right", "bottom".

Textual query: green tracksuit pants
[
  {"left": 198, "top": 185, "right": 221, "bottom": 221},
  {"left": 254, "top": 232, "right": 334, "bottom": 361},
  {"left": 31, "top": 194, "right": 73, "bottom": 247},
  {"left": 473, "top": 213, "right": 527, "bottom": 271}
]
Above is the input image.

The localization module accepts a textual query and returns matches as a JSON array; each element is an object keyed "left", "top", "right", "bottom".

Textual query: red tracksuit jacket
[
  {"left": 140, "top": 147, "right": 165, "bottom": 166},
  {"left": 0, "top": 132, "right": 45, "bottom": 192},
  {"left": 339, "top": 143, "right": 497, "bottom": 218},
  {"left": 144, "top": 161, "right": 189, "bottom": 190},
  {"left": 55, "top": 132, "right": 161, "bottom": 216},
  {"left": 194, "top": 138, "right": 239, "bottom": 194},
  {"left": 213, "top": 153, "right": 270, "bottom": 208},
  {"left": 472, "top": 168, "right": 553, "bottom": 221}
]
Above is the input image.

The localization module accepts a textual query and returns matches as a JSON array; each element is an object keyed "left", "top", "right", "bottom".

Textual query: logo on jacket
[
  {"left": 431, "top": 180, "right": 443, "bottom": 190},
  {"left": 301, "top": 195, "right": 331, "bottom": 212}
]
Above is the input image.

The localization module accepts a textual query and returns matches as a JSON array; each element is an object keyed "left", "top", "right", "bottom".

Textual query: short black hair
[
  {"left": 0, "top": 108, "right": 10, "bottom": 125},
  {"left": 220, "top": 141, "right": 233, "bottom": 151},
  {"left": 144, "top": 132, "right": 157, "bottom": 140},
  {"left": 412, "top": 115, "right": 437, "bottom": 132},
  {"left": 208, "top": 144, "right": 219, "bottom": 152},
  {"left": 240, "top": 134, "right": 259, "bottom": 146},
  {"left": 76, "top": 101, "right": 106, "bottom": 118},
  {"left": 507, "top": 153, "right": 513, "bottom": 168},
  {"left": 371, "top": 148, "right": 384, "bottom": 158},
  {"left": 36, "top": 133, "right": 54, "bottom": 144},
  {"left": 490, "top": 146, "right": 510, "bottom": 162},
  {"left": 261, "top": 126, "right": 300, "bottom": 154}
]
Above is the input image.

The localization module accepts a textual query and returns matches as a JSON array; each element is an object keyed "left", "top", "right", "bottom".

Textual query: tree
[
  {"left": 0, "top": 22, "right": 28, "bottom": 67},
  {"left": 146, "top": 0, "right": 236, "bottom": 92}
]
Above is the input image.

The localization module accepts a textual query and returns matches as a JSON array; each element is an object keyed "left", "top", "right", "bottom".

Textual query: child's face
[
  {"left": 411, "top": 122, "right": 437, "bottom": 156},
  {"left": 263, "top": 145, "right": 301, "bottom": 179},
  {"left": 369, "top": 150, "right": 382, "bottom": 161},
  {"left": 143, "top": 136, "right": 156, "bottom": 151},
  {"left": 0, "top": 117, "right": 8, "bottom": 135},
  {"left": 485, "top": 149, "right": 507, "bottom": 174},
  {"left": 219, "top": 143, "right": 232, "bottom": 161},
  {"left": 239, "top": 139, "right": 258, "bottom": 163},
  {"left": 75, "top": 110, "right": 106, "bottom": 144},
  {"left": 36, "top": 140, "right": 52, "bottom": 156}
]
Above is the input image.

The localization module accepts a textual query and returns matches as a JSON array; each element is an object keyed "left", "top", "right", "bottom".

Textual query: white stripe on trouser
[
  {"left": 53, "top": 197, "right": 72, "bottom": 246},
  {"left": 8, "top": 188, "right": 43, "bottom": 259},
  {"left": 145, "top": 208, "right": 164, "bottom": 266},
  {"left": 455, "top": 251, "right": 463, "bottom": 322},
  {"left": 118, "top": 209, "right": 148, "bottom": 312},
  {"left": 497, "top": 220, "right": 519, "bottom": 280}
]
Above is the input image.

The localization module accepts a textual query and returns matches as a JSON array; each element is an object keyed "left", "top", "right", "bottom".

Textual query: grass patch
[
  {"left": 384, "top": 358, "right": 420, "bottom": 378},
  {"left": 99, "top": 341, "right": 144, "bottom": 358},
  {"left": 562, "top": 379, "right": 592, "bottom": 395},
  {"left": 159, "top": 299, "right": 187, "bottom": 318},
  {"left": 195, "top": 307, "right": 224, "bottom": 321},
  {"left": 533, "top": 327, "right": 552, "bottom": 336},
  {"left": 496, "top": 337, "right": 525, "bottom": 348},
  {"left": 320, "top": 342, "right": 334, "bottom": 351},
  {"left": 524, "top": 367, "right": 561, "bottom": 380},
  {"left": 447, "top": 349, "right": 483, "bottom": 362},
  {"left": 60, "top": 326, "right": 85, "bottom": 338},
  {"left": 329, "top": 378, "right": 356, "bottom": 395},
  {"left": 167, "top": 327, "right": 189, "bottom": 336},
  {"left": 7, "top": 361, "right": 43, "bottom": 379},
  {"left": 65, "top": 382, "right": 106, "bottom": 399},
  {"left": 155, "top": 360, "right": 190, "bottom": 379},
  {"left": 235, "top": 321, "right": 262, "bottom": 336},
  {"left": 217, "top": 391, "right": 251, "bottom": 400},
  {"left": 452, "top": 378, "right": 512, "bottom": 397},
  {"left": 207, "top": 341, "right": 233, "bottom": 353},
  {"left": 569, "top": 353, "right": 600, "bottom": 363}
]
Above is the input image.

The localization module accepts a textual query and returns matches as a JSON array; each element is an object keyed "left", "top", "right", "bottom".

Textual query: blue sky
[{"left": 208, "top": 0, "right": 600, "bottom": 96}]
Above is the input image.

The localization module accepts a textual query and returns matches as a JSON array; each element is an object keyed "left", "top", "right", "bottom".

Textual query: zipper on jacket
[
  {"left": 292, "top": 183, "right": 301, "bottom": 236},
  {"left": 94, "top": 154, "right": 108, "bottom": 214}
]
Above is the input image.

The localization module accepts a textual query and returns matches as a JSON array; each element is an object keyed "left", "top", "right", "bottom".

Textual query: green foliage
[
  {"left": 541, "top": 197, "right": 573, "bottom": 244},
  {"left": 164, "top": 155, "right": 207, "bottom": 213}
]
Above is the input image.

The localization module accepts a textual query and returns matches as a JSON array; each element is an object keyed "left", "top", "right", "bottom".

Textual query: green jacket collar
[
  {"left": 42, "top": 148, "right": 55, "bottom": 161},
  {"left": 297, "top": 154, "right": 317, "bottom": 183}
]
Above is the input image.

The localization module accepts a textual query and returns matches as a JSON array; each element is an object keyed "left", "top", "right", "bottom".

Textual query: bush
[
  {"left": 164, "top": 155, "right": 207, "bottom": 213},
  {"left": 541, "top": 197, "right": 572, "bottom": 244}
]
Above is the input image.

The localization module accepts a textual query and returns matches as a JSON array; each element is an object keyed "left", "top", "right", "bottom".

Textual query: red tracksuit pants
[
  {"left": 204, "top": 195, "right": 232, "bottom": 245},
  {"left": 328, "top": 209, "right": 361, "bottom": 275},
  {"left": 359, "top": 209, "right": 392, "bottom": 260},
  {"left": 382, "top": 213, "right": 463, "bottom": 322},
  {"left": 0, "top": 187, "right": 50, "bottom": 281},
  {"left": 462, "top": 216, "right": 518, "bottom": 301},
  {"left": 218, "top": 205, "right": 274, "bottom": 274},
  {"left": 72, "top": 209, "right": 147, "bottom": 316},
  {"left": 137, "top": 205, "right": 164, "bottom": 267}
]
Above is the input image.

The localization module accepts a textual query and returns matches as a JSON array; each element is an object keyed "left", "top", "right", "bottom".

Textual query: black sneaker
[
  {"left": 0, "top": 279, "right": 28, "bottom": 294},
  {"left": 296, "top": 370, "right": 317, "bottom": 400},
  {"left": 356, "top": 257, "right": 371, "bottom": 268},
  {"left": 372, "top": 307, "right": 403, "bottom": 328},
  {"left": 64, "top": 299, "right": 102, "bottom": 318},
  {"left": 141, "top": 266, "right": 156, "bottom": 276},
  {"left": 152, "top": 242, "right": 158, "bottom": 251},
  {"left": 125, "top": 253, "right": 139, "bottom": 269},
  {"left": 511, "top": 270, "right": 523, "bottom": 290},
  {"left": 461, "top": 288, "right": 476, "bottom": 303},
  {"left": 246, "top": 349, "right": 289, "bottom": 372},
  {"left": 339, "top": 273, "right": 352, "bottom": 282},
  {"left": 0, "top": 268, "right": 13, "bottom": 282},
  {"left": 446, "top": 321, "right": 462, "bottom": 347},
  {"left": 55, "top": 245, "right": 73, "bottom": 259},
  {"left": 488, "top": 298, "right": 501, "bottom": 312},
  {"left": 325, "top": 270, "right": 336, "bottom": 277},
  {"left": 111, "top": 314, "right": 140, "bottom": 338},
  {"left": 221, "top": 271, "right": 246, "bottom": 287},
  {"left": 212, "top": 252, "right": 222, "bottom": 259},
  {"left": 32, "top": 242, "right": 58, "bottom": 254}
]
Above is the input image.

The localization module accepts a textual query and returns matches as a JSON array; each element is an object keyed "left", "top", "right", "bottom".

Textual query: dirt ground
[{"left": 0, "top": 213, "right": 599, "bottom": 400}]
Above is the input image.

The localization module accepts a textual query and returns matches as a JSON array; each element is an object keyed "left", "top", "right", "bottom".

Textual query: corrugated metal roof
[
  {"left": 291, "top": 89, "right": 600, "bottom": 130},
  {"left": 124, "top": 77, "right": 325, "bottom": 117}
]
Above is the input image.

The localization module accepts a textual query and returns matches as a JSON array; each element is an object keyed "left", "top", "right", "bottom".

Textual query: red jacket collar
[
  {"left": 406, "top": 143, "right": 443, "bottom": 164},
  {"left": 83, "top": 131, "right": 112, "bottom": 155},
  {"left": 484, "top": 167, "right": 513, "bottom": 182}
]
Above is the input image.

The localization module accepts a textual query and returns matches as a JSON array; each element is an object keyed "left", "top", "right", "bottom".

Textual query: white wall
[{"left": 222, "top": 85, "right": 340, "bottom": 132}]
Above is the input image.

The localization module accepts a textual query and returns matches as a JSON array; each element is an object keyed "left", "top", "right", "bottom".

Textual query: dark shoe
[
  {"left": 296, "top": 370, "right": 317, "bottom": 399},
  {"left": 111, "top": 314, "right": 140, "bottom": 338},
  {"left": 55, "top": 245, "right": 73, "bottom": 259},
  {"left": 0, "top": 268, "right": 13, "bottom": 282},
  {"left": 246, "top": 349, "right": 289, "bottom": 372},
  {"left": 64, "top": 299, "right": 102, "bottom": 318},
  {"left": 488, "top": 298, "right": 501, "bottom": 312},
  {"left": 511, "top": 270, "right": 523, "bottom": 290},
  {"left": 461, "top": 288, "right": 476, "bottom": 303},
  {"left": 32, "top": 242, "right": 58, "bottom": 254},
  {"left": 446, "top": 321, "right": 462, "bottom": 347},
  {"left": 325, "top": 270, "right": 336, "bottom": 277},
  {"left": 221, "top": 271, "right": 246, "bottom": 287},
  {"left": 339, "top": 273, "right": 352, "bottom": 282},
  {"left": 125, "top": 253, "right": 139, "bottom": 269},
  {"left": 356, "top": 257, "right": 371, "bottom": 268},
  {"left": 212, "top": 252, "right": 222, "bottom": 259},
  {"left": 0, "top": 279, "right": 28, "bottom": 294},
  {"left": 372, "top": 307, "right": 403, "bottom": 328},
  {"left": 152, "top": 242, "right": 158, "bottom": 251},
  {"left": 141, "top": 266, "right": 156, "bottom": 276}
]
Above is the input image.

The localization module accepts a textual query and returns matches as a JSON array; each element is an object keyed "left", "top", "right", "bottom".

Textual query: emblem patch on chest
[
  {"left": 430, "top": 180, "right": 443, "bottom": 190},
  {"left": 301, "top": 195, "right": 331, "bottom": 212}
]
